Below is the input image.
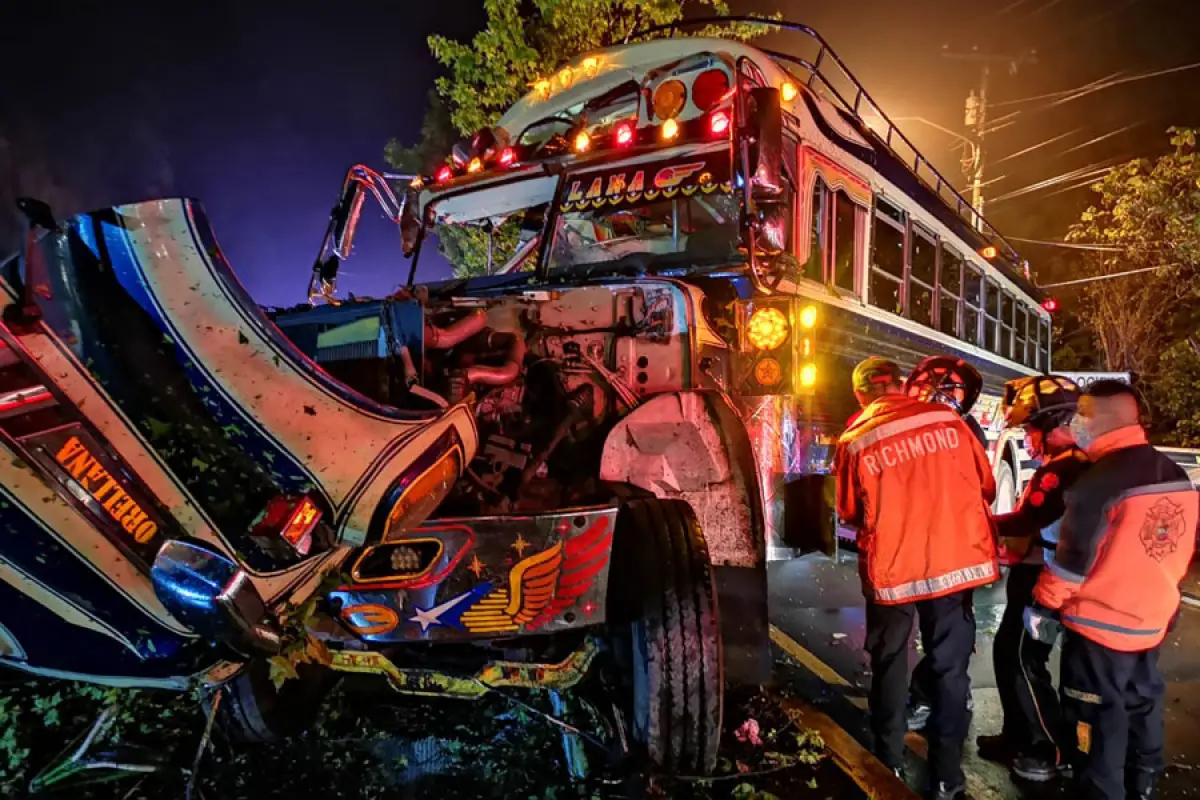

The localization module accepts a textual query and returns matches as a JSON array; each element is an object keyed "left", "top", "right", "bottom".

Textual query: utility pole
[{"left": 940, "top": 46, "right": 1036, "bottom": 229}]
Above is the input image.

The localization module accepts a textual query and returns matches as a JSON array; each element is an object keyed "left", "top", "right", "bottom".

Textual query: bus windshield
[{"left": 547, "top": 192, "right": 741, "bottom": 273}]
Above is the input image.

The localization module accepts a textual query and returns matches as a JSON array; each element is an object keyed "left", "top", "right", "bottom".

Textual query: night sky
[{"left": 2, "top": 0, "right": 1198, "bottom": 305}]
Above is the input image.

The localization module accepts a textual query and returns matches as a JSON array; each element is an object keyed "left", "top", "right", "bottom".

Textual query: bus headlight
[{"left": 746, "top": 307, "right": 790, "bottom": 350}]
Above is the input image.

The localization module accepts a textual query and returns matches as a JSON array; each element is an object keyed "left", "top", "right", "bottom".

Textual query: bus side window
[
  {"left": 963, "top": 267, "right": 984, "bottom": 347},
  {"left": 908, "top": 225, "right": 936, "bottom": 327},
  {"left": 1039, "top": 317, "right": 1051, "bottom": 371},
  {"left": 984, "top": 281, "right": 1001, "bottom": 354},
  {"left": 999, "top": 291, "right": 1015, "bottom": 361},
  {"left": 780, "top": 135, "right": 798, "bottom": 253},
  {"left": 833, "top": 191, "right": 859, "bottom": 292},
  {"left": 869, "top": 198, "right": 904, "bottom": 315},
  {"left": 802, "top": 178, "right": 827, "bottom": 282},
  {"left": 939, "top": 246, "right": 963, "bottom": 338},
  {"left": 1015, "top": 304, "right": 1029, "bottom": 366}
]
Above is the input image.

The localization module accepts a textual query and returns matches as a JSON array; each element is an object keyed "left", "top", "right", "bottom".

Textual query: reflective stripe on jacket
[
  {"left": 995, "top": 447, "right": 1090, "bottom": 566},
  {"left": 836, "top": 394, "right": 999, "bottom": 605},
  {"left": 1034, "top": 426, "right": 1199, "bottom": 652}
]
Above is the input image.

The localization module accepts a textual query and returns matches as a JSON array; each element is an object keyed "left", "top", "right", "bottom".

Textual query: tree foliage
[
  {"left": 385, "top": 0, "right": 776, "bottom": 277},
  {"left": 1064, "top": 127, "right": 1200, "bottom": 441},
  {"left": 428, "top": 0, "right": 768, "bottom": 137}
]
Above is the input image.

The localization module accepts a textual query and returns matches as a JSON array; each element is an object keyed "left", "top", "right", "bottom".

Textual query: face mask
[{"left": 1069, "top": 413, "right": 1093, "bottom": 450}]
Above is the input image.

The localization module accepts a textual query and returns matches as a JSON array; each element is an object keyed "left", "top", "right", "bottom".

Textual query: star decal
[
  {"left": 467, "top": 553, "right": 485, "bottom": 578},
  {"left": 512, "top": 534, "right": 531, "bottom": 556},
  {"left": 408, "top": 582, "right": 493, "bottom": 632}
]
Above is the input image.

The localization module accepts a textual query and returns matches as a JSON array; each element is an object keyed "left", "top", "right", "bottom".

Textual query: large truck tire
[
  {"left": 612, "top": 498, "right": 723, "bottom": 775},
  {"left": 208, "top": 658, "right": 333, "bottom": 743}
]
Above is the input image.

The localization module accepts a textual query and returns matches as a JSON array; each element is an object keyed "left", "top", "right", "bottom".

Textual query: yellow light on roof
[
  {"left": 581, "top": 56, "right": 601, "bottom": 78},
  {"left": 573, "top": 130, "right": 591, "bottom": 153},
  {"left": 557, "top": 67, "right": 574, "bottom": 89},
  {"left": 800, "top": 363, "right": 818, "bottom": 388},
  {"left": 661, "top": 118, "right": 680, "bottom": 141},
  {"left": 652, "top": 79, "right": 687, "bottom": 120},
  {"left": 746, "top": 307, "right": 789, "bottom": 350},
  {"left": 410, "top": 175, "right": 424, "bottom": 190},
  {"left": 467, "top": 157, "right": 483, "bottom": 174},
  {"left": 781, "top": 81, "right": 799, "bottom": 103},
  {"left": 533, "top": 79, "right": 551, "bottom": 100},
  {"left": 799, "top": 304, "right": 818, "bottom": 329}
]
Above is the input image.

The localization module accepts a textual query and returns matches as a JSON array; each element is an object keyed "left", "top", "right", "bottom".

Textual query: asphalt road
[{"left": 768, "top": 554, "right": 1200, "bottom": 799}]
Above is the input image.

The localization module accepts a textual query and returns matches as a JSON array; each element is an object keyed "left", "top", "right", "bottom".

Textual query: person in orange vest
[
  {"left": 902, "top": 356, "right": 988, "bottom": 732},
  {"left": 975, "top": 375, "right": 1089, "bottom": 781},
  {"left": 836, "top": 356, "right": 999, "bottom": 800},
  {"left": 1026, "top": 380, "right": 1198, "bottom": 800}
]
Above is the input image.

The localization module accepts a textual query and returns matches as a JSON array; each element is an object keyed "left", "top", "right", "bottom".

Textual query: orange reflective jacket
[
  {"left": 1034, "top": 426, "right": 1199, "bottom": 651},
  {"left": 836, "top": 394, "right": 999, "bottom": 605}
]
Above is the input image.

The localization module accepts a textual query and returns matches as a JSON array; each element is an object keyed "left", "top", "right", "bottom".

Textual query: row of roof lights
[
  {"left": 417, "top": 106, "right": 734, "bottom": 188},
  {"left": 533, "top": 56, "right": 604, "bottom": 100},
  {"left": 413, "top": 65, "right": 801, "bottom": 188},
  {"left": 570, "top": 108, "right": 731, "bottom": 154}
]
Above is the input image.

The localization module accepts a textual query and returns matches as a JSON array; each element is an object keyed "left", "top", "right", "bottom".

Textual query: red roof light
[
  {"left": 1042, "top": 297, "right": 1059, "bottom": 313},
  {"left": 435, "top": 165, "right": 453, "bottom": 183},
  {"left": 709, "top": 110, "right": 731, "bottom": 137},
  {"left": 693, "top": 69, "right": 731, "bottom": 112},
  {"left": 498, "top": 147, "right": 516, "bottom": 166},
  {"left": 614, "top": 121, "right": 635, "bottom": 147}
]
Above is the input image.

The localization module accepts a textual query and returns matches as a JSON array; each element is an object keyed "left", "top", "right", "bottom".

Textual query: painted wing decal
[
  {"left": 459, "top": 517, "right": 614, "bottom": 634},
  {"left": 460, "top": 541, "right": 563, "bottom": 634},
  {"left": 527, "top": 517, "right": 613, "bottom": 628}
]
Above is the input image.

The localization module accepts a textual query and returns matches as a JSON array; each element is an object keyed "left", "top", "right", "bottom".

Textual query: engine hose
[
  {"left": 426, "top": 308, "right": 487, "bottom": 349},
  {"left": 464, "top": 331, "right": 526, "bottom": 386},
  {"left": 517, "top": 384, "right": 594, "bottom": 490}
]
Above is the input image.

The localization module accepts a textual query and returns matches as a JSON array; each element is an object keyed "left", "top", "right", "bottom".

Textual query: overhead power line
[
  {"left": 1040, "top": 263, "right": 1182, "bottom": 288},
  {"left": 1007, "top": 236, "right": 1133, "bottom": 252},
  {"left": 992, "top": 127, "right": 1082, "bottom": 165},
  {"left": 988, "top": 162, "right": 1117, "bottom": 205},
  {"left": 990, "top": 71, "right": 1126, "bottom": 110},
  {"left": 1057, "top": 122, "right": 1143, "bottom": 155},
  {"left": 1048, "top": 61, "right": 1200, "bottom": 107}
]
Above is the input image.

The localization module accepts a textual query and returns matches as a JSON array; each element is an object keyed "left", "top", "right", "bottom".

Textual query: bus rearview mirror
[
  {"left": 400, "top": 186, "right": 423, "bottom": 257},
  {"left": 744, "top": 87, "right": 784, "bottom": 197}
]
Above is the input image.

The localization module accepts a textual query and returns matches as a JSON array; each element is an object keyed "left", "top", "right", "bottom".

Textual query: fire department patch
[{"left": 1141, "top": 497, "right": 1187, "bottom": 562}]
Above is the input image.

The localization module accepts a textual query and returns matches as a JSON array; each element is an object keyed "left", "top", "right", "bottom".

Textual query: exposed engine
[
  {"left": 272, "top": 280, "right": 703, "bottom": 518},
  {"left": 423, "top": 285, "right": 685, "bottom": 516}
]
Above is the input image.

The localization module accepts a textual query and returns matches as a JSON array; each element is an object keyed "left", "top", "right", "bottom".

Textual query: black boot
[
  {"left": 976, "top": 733, "right": 1018, "bottom": 763},
  {"left": 907, "top": 701, "right": 932, "bottom": 732},
  {"left": 932, "top": 780, "right": 966, "bottom": 800},
  {"left": 1012, "top": 752, "right": 1059, "bottom": 782},
  {"left": 1127, "top": 768, "right": 1157, "bottom": 800}
]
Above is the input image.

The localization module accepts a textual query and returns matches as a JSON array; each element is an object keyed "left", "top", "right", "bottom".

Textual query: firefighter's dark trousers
[
  {"left": 994, "top": 563, "right": 1061, "bottom": 760},
  {"left": 866, "top": 590, "right": 975, "bottom": 786},
  {"left": 1060, "top": 630, "right": 1165, "bottom": 800}
]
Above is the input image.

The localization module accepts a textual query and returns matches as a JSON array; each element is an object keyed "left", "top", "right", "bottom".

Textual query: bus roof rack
[{"left": 626, "top": 16, "right": 1028, "bottom": 279}]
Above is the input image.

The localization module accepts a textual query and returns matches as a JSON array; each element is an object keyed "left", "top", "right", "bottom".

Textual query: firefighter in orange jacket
[
  {"left": 1026, "top": 380, "right": 1199, "bottom": 800},
  {"left": 976, "top": 375, "right": 1089, "bottom": 782},
  {"left": 903, "top": 356, "right": 988, "bottom": 732},
  {"left": 836, "top": 357, "right": 999, "bottom": 800}
]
